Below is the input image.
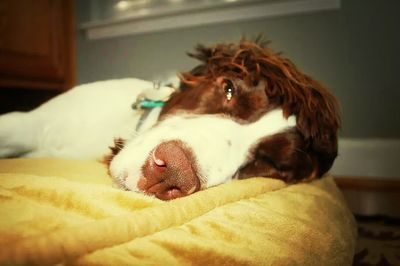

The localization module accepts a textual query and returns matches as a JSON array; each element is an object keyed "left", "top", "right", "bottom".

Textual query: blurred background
[{"left": 0, "top": 0, "right": 399, "bottom": 215}]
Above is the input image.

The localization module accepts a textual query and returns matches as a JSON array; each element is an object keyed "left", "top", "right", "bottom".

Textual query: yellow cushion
[{"left": 0, "top": 158, "right": 357, "bottom": 265}]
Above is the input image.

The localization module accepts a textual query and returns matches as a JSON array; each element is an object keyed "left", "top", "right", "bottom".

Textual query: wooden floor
[
  {"left": 334, "top": 177, "right": 400, "bottom": 265},
  {"left": 334, "top": 176, "right": 400, "bottom": 218}
]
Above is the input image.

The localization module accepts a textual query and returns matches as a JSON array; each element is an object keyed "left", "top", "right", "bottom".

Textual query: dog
[{"left": 0, "top": 39, "right": 340, "bottom": 200}]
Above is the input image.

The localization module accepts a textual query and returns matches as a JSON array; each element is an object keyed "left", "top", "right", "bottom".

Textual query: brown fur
[
  {"left": 103, "top": 138, "right": 125, "bottom": 167},
  {"left": 161, "top": 38, "right": 340, "bottom": 182}
]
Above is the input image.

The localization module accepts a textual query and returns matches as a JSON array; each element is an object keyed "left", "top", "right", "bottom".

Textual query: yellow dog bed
[{"left": 0, "top": 158, "right": 356, "bottom": 265}]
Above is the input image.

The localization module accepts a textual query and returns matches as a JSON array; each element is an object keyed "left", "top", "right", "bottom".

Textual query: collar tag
[
  {"left": 132, "top": 99, "right": 165, "bottom": 110},
  {"left": 132, "top": 82, "right": 175, "bottom": 110}
]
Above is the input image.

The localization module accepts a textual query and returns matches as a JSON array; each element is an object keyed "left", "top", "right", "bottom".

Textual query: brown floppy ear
[
  {"left": 244, "top": 75, "right": 340, "bottom": 181},
  {"left": 252, "top": 41, "right": 341, "bottom": 177},
  {"left": 290, "top": 75, "right": 341, "bottom": 177},
  {"left": 276, "top": 73, "right": 340, "bottom": 177}
]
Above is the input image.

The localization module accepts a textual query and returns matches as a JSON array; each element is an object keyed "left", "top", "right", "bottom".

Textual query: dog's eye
[{"left": 223, "top": 79, "right": 235, "bottom": 101}]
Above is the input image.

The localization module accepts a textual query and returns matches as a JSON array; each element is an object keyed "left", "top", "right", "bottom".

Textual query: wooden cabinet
[{"left": 0, "top": 0, "right": 75, "bottom": 113}]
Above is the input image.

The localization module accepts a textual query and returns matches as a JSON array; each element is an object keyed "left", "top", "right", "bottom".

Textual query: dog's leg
[{"left": 0, "top": 111, "right": 39, "bottom": 158}]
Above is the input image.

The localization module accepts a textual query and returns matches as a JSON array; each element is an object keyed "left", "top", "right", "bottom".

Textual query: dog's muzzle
[{"left": 138, "top": 140, "right": 201, "bottom": 200}]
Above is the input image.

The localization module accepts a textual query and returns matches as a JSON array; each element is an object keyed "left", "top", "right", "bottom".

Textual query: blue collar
[
  {"left": 132, "top": 99, "right": 165, "bottom": 110},
  {"left": 132, "top": 98, "right": 166, "bottom": 132}
]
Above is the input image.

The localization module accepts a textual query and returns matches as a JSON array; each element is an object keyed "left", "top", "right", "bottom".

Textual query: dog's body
[
  {"left": 0, "top": 79, "right": 159, "bottom": 159},
  {"left": 0, "top": 40, "right": 340, "bottom": 200}
]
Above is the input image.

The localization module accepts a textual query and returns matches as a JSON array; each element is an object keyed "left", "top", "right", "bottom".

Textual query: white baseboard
[{"left": 331, "top": 138, "right": 400, "bottom": 179}]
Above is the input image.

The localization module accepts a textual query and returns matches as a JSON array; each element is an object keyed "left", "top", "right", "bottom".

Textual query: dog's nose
[{"left": 138, "top": 140, "right": 200, "bottom": 200}]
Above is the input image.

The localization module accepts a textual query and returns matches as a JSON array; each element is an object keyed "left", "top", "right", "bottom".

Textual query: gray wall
[{"left": 75, "top": 0, "right": 400, "bottom": 139}]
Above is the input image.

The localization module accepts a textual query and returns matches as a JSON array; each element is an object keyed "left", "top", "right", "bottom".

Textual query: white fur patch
[
  {"left": 109, "top": 109, "right": 296, "bottom": 191},
  {"left": 0, "top": 79, "right": 167, "bottom": 159}
]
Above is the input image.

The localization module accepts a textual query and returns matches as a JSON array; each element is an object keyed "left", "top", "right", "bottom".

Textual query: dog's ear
[
  {"left": 255, "top": 48, "right": 341, "bottom": 176},
  {"left": 294, "top": 76, "right": 340, "bottom": 176},
  {"left": 280, "top": 73, "right": 340, "bottom": 176}
]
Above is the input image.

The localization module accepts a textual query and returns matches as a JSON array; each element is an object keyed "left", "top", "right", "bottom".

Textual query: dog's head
[{"left": 108, "top": 39, "right": 340, "bottom": 200}]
